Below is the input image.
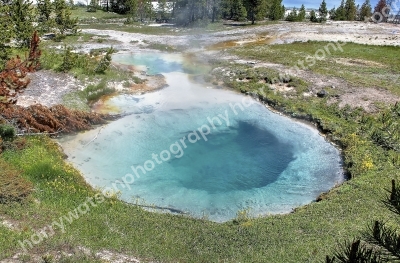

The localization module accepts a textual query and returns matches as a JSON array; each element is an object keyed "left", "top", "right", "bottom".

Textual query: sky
[{"left": 283, "top": 0, "right": 379, "bottom": 9}]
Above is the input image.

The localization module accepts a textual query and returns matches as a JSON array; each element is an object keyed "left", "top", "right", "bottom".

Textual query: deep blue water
[
  {"left": 174, "top": 120, "right": 295, "bottom": 193},
  {"left": 61, "top": 52, "right": 344, "bottom": 222}
]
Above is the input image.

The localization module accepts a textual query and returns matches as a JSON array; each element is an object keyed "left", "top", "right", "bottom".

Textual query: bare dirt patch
[
  {"left": 16, "top": 70, "right": 84, "bottom": 108},
  {"left": 214, "top": 56, "right": 399, "bottom": 112},
  {"left": 332, "top": 87, "right": 399, "bottom": 112},
  {"left": 0, "top": 216, "right": 21, "bottom": 231},
  {"left": 2, "top": 246, "right": 142, "bottom": 263},
  {"left": 335, "top": 58, "right": 386, "bottom": 68}
]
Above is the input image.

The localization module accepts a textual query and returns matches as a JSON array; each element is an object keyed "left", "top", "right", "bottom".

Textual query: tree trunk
[{"left": 212, "top": 6, "right": 216, "bottom": 22}]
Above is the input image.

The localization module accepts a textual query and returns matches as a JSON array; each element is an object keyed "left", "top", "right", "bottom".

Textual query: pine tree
[
  {"left": 58, "top": 46, "right": 77, "bottom": 72},
  {"left": 157, "top": 0, "right": 167, "bottom": 21},
  {"left": 220, "top": 0, "right": 232, "bottom": 19},
  {"left": 210, "top": 0, "right": 221, "bottom": 22},
  {"left": 344, "top": 0, "right": 357, "bottom": 20},
  {"left": 54, "top": 0, "right": 78, "bottom": 35},
  {"left": 37, "top": 0, "right": 53, "bottom": 33},
  {"left": 37, "top": 0, "right": 52, "bottom": 22},
  {"left": 173, "top": 0, "right": 209, "bottom": 26},
  {"left": 359, "top": 0, "right": 372, "bottom": 20},
  {"left": 111, "top": 0, "right": 127, "bottom": 13},
  {"left": 374, "top": 0, "right": 387, "bottom": 13},
  {"left": 268, "top": 0, "right": 284, "bottom": 20},
  {"left": 10, "top": 0, "right": 35, "bottom": 48},
  {"left": 94, "top": 48, "right": 114, "bottom": 74},
  {"left": 310, "top": 9, "right": 318, "bottom": 22},
  {"left": 0, "top": 4, "right": 13, "bottom": 68},
  {"left": 87, "top": 0, "right": 97, "bottom": 12},
  {"left": 137, "top": 0, "right": 153, "bottom": 22},
  {"left": 298, "top": 4, "right": 306, "bottom": 21},
  {"left": 329, "top": 7, "right": 337, "bottom": 20},
  {"left": 243, "top": 0, "right": 266, "bottom": 24},
  {"left": 125, "top": 0, "right": 137, "bottom": 23},
  {"left": 319, "top": 0, "right": 328, "bottom": 21},
  {"left": 68, "top": 0, "right": 76, "bottom": 9},
  {"left": 374, "top": 0, "right": 388, "bottom": 22},
  {"left": 285, "top": 7, "right": 297, "bottom": 21},
  {"left": 231, "top": 0, "right": 247, "bottom": 21},
  {"left": 196, "top": 0, "right": 208, "bottom": 21},
  {"left": 335, "top": 0, "right": 346, "bottom": 20}
]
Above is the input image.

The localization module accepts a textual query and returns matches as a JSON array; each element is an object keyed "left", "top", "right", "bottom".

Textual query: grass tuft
[{"left": 0, "top": 159, "right": 33, "bottom": 204}]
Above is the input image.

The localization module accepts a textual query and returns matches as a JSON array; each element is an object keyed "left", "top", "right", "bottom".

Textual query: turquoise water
[
  {"left": 60, "top": 52, "right": 343, "bottom": 222},
  {"left": 170, "top": 120, "right": 295, "bottom": 193},
  {"left": 112, "top": 52, "right": 183, "bottom": 75}
]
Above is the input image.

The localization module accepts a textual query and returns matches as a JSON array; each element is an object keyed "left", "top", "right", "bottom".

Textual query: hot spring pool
[{"left": 60, "top": 52, "right": 344, "bottom": 222}]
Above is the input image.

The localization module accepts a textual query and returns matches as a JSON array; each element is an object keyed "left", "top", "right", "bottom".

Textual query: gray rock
[
  {"left": 42, "top": 33, "right": 56, "bottom": 40},
  {"left": 317, "top": 89, "right": 328, "bottom": 98}
]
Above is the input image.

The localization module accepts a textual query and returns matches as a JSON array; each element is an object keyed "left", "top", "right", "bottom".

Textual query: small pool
[
  {"left": 113, "top": 52, "right": 184, "bottom": 75},
  {"left": 60, "top": 52, "right": 344, "bottom": 222}
]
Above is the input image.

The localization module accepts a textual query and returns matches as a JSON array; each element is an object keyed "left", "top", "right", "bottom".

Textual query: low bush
[
  {"left": 0, "top": 124, "right": 16, "bottom": 141},
  {"left": 81, "top": 79, "right": 115, "bottom": 102},
  {"left": 94, "top": 48, "right": 114, "bottom": 74},
  {"left": 42, "top": 46, "right": 114, "bottom": 76}
]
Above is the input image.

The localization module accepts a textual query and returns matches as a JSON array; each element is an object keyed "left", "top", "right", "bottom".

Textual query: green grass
[
  {"left": 0, "top": 135, "right": 398, "bottom": 262},
  {"left": 231, "top": 41, "right": 400, "bottom": 95},
  {"left": 144, "top": 42, "right": 183, "bottom": 52},
  {"left": 71, "top": 6, "right": 129, "bottom": 21},
  {"left": 0, "top": 157, "right": 32, "bottom": 204}
]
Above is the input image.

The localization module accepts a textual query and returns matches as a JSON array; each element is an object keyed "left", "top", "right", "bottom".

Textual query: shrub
[
  {"left": 53, "top": 34, "right": 66, "bottom": 42},
  {"left": 132, "top": 75, "right": 146, "bottom": 84},
  {"left": 57, "top": 46, "right": 78, "bottom": 72},
  {"left": 94, "top": 47, "right": 114, "bottom": 74},
  {"left": 82, "top": 79, "right": 115, "bottom": 102},
  {"left": 0, "top": 124, "right": 16, "bottom": 141},
  {"left": 89, "top": 48, "right": 110, "bottom": 57}
]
